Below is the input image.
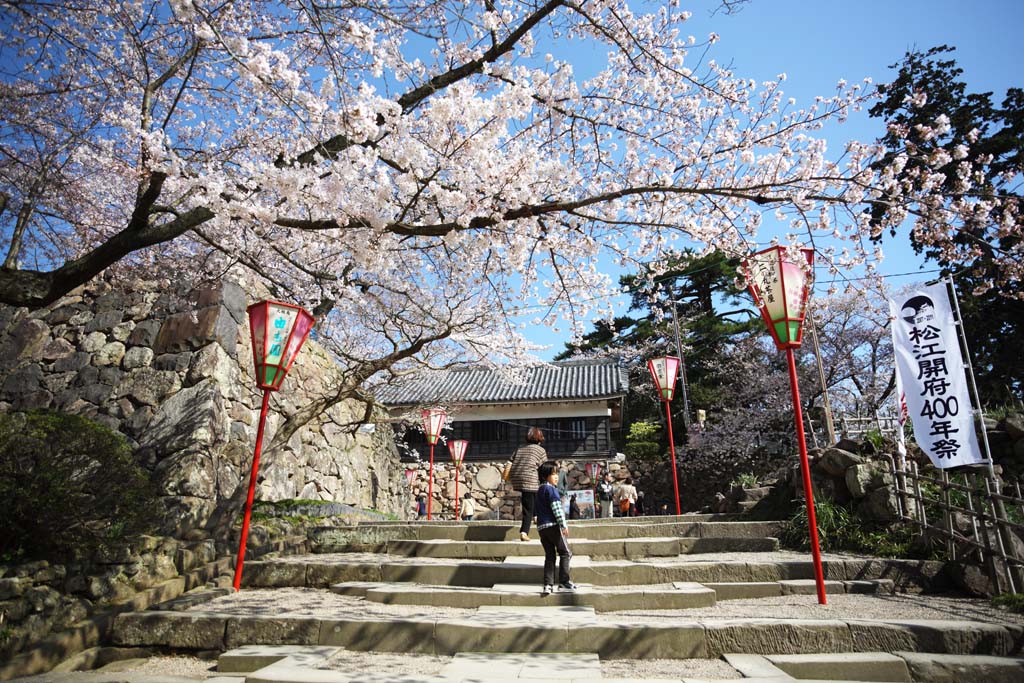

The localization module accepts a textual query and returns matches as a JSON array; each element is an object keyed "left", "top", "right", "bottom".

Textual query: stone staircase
[{"left": 75, "top": 514, "right": 1024, "bottom": 682}]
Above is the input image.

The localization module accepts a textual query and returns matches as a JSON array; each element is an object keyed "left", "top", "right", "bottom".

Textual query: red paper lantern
[
  {"left": 743, "top": 245, "right": 814, "bottom": 350},
  {"left": 247, "top": 300, "right": 316, "bottom": 390}
]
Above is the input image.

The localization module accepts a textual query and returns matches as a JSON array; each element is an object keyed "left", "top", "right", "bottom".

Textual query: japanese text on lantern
[
  {"left": 266, "top": 305, "right": 298, "bottom": 365},
  {"left": 908, "top": 318, "right": 959, "bottom": 460},
  {"left": 752, "top": 259, "right": 778, "bottom": 305}
]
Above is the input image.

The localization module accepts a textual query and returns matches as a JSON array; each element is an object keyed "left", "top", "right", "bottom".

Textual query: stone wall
[
  {"left": 0, "top": 536, "right": 219, "bottom": 663},
  {"left": 405, "top": 459, "right": 616, "bottom": 519},
  {"left": 0, "top": 277, "right": 409, "bottom": 536}
]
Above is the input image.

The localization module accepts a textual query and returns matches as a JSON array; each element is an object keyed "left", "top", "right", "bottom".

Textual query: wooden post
[{"left": 940, "top": 469, "right": 956, "bottom": 561}]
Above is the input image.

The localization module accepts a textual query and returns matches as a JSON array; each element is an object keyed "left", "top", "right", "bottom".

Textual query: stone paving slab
[
  {"left": 440, "top": 652, "right": 600, "bottom": 680},
  {"left": 218, "top": 645, "right": 338, "bottom": 673},
  {"left": 110, "top": 609, "right": 1024, "bottom": 660},
  {"left": 334, "top": 581, "right": 716, "bottom": 611},
  {"left": 767, "top": 652, "right": 911, "bottom": 682},
  {"left": 248, "top": 557, "right": 942, "bottom": 591},
  {"left": 894, "top": 650, "right": 1024, "bottom": 682}
]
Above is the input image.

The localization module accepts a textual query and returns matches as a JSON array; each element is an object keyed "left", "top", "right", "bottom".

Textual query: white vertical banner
[{"left": 889, "top": 283, "right": 983, "bottom": 469}]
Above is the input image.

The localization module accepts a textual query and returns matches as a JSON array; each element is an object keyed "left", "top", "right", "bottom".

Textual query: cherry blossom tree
[{"left": 1, "top": 1, "right": 1018, "bottom": 434}]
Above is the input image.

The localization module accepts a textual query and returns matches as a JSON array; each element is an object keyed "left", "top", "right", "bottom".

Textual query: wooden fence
[{"left": 886, "top": 455, "right": 1024, "bottom": 595}]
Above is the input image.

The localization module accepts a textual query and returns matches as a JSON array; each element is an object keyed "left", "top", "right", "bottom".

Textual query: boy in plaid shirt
[{"left": 535, "top": 461, "right": 577, "bottom": 595}]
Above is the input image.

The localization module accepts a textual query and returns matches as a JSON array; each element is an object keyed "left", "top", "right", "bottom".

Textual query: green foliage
[
  {"left": 624, "top": 420, "right": 663, "bottom": 461},
  {"left": 869, "top": 45, "right": 1023, "bottom": 402},
  {"left": 557, "top": 250, "right": 760, "bottom": 439},
  {"left": 992, "top": 592, "right": 1024, "bottom": 614},
  {"left": 730, "top": 472, "right": 759, "bottom": 489},
  {"left": 624, "top": 442, "right": 662, "bottom": 460},
  {"left": 985, "top": 405, "right": 1022, "bottom": 421},
  {"left": 627, "top": 420, "right": 660, "bottom": 442},
  {"left": 0, "top": 411, "right": 161, "bottom": 562},
  {"left": 862, "top": 429, "right": 886, "bottom": 452},
  {"left": 780, "top": 498, "right": 933, "bottom": 558}
]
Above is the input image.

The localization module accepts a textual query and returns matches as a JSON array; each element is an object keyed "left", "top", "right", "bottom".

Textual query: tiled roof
[{"left": 376, "top": 359, "right": 628, "bottom": 406}]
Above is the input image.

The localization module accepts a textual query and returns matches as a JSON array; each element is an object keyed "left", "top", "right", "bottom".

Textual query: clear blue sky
[{"left": 525, "top": 0, "right": 1023, "bottom": 359}]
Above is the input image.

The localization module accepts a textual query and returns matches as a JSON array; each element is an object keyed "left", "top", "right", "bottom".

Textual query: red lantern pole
[
  {"left": 664, "top": 399, "right": 682, "bottom": 515},
  {"left": 787, "top": 347, "right": 827, "bottom": 604},
  {"left": 233, "top": 389, "right": 271, "bottom": 591},
  {"left": 428, "top": 442, "right": 435, "bottom": 521}
]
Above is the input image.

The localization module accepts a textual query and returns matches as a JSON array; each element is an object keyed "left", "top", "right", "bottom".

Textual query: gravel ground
[
  {"left": 320, "top": 650, "right": 451, "bottom": 675},
  {"left": 108, "top": 656, "right": 217, "bottom": 678},
  {"left": 191, "top": 587, "right": 1024, "bottom": 625},
  {"left": 618, "top": 592, "right": 1024, "bottom": 624},
  {"left": 602, "top": 658, "right": 738, "bottom": 679}
]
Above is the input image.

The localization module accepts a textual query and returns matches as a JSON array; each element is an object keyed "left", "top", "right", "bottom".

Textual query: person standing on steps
[
  {"left": 461, "top": 492, "right": 475, "bottom": 521},
  {"left": 597, "top": 473, "right": 615, "bottom": 519},
  {"left": 615, "top": 477, "right": 638, "bottom": 517},
  {"left": 507, "top": 426, "right": 548, "bottom": 541},
  {"left": 536, "top": 460, "right": 577, "bottom": 595}
]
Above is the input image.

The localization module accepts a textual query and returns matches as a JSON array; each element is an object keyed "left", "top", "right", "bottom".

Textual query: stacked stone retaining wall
[{"left": 0, "top": 276, "right": 409, "bottom": 537}]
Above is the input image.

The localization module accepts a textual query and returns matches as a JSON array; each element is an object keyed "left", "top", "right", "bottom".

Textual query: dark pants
[
  {"left": 538, "top": 525, "right": 572, "bottom": 586},
  {"left": 519, "top": 490, "right": 536, "bottom": 534}
]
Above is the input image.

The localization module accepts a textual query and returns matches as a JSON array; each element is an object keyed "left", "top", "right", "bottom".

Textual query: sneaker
[
  {"left": 520, "top": 532, "right": 530, "bottom": 542},
  {"left": 558, "top": 581, "right": 579, "bottom": 592},
  {"left": 541, "top": 585, "right": 553, "bottom": 596}
]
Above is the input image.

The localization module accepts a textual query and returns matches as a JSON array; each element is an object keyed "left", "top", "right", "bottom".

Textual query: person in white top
[
  {"left": 613, "top": 477, "right": 638, "bottom": 517},
  {"left": 461, "top": 492, "right": 476, "bottom": 521}
]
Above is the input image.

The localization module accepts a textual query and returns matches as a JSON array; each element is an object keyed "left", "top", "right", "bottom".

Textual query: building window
[{"left": 571, "top": 418, "right": 586, "bottom": 441}]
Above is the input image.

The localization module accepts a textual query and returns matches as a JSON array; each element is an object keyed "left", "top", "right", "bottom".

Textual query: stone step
[
  {"left": 328, "top": 581, "right": 716, "bottom": 611},
  {"left": 310, "top": 518, "right": 782, "bottom": 546},
  {"left": 110, "top": 610, "right": 1024, "bottom": 660},
  {"left": 242, "top": 557, "right": 942, "bottom": 591},
  {"left": 215, "top": 646, "right": 1024, "bottom": 683},
  {"left": 766, "top": 652, "right": 911, "bottom": 681},
  {"left": 328, "top": 578, "right": 893, "bottom": 610},
  {"left": 373, "top": 536, "right": 777, "bottom": 559}
]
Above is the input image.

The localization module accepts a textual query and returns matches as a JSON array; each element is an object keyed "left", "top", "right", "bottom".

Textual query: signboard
[
  {"left": 564, "top": 489, "right": 595, "bottom": 519},
  {"left": 889, "top": 283, "right": 983, "bottom": 469}
]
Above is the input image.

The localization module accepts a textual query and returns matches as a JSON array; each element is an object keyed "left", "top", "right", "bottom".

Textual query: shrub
[
  {"left": 730, "top": 472, "right": 759, "bottom": 489},
  {"left": 0, "top": 410, "right": 161, "bottom": 562},
  {"left": 779, "top": 498, "right": 933, "bottom": 558},
  {"left": 624, "top": 441, "right": 662, "bottom": 460},
  {"left": 993, "top": 592, "right": 1024, "bottom": 614},
  {"left": 625, "top": 420, "right": 663, "bottom": 460}
]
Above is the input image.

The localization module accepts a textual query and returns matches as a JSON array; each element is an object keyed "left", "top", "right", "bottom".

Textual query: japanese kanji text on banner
[{"left": 889, "top": 283, "right": 983, "bottom": 469}]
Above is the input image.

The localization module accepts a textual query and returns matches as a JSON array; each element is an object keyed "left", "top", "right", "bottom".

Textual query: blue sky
[{"left": 525, "top": 0, "right": 1024, "bottom": 359}]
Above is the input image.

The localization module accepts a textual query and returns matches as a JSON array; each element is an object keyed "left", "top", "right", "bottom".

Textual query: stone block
[
  {"left": 567, "top": 623, "right": 705, "bottom": 658},
  {"left": 111, "top": 611, "right": 226, "bottom": 649},
  {"left": 155, "top": 305, "right": 237, "bottom": 356},
  {"left": 123, "top": 346, "right": 155, "bottom": 369},
  {"left": 779, "top": 579, "right": 845, "bottom": 595},
  {"left": 896, "top": 651, "right": 1024, "bottom": 683},
  {"left": 768, "top": 652, "right": 911, "bottom": 682},
  {"left": 225, "top": 616, "right": 322, "bottom": 648},
  {"left": 242, "top": 562, "right": 308, "bottom": 588},
  {"left": 704, "top": 619, "right": 854, "bottom": 656},
  {"left": 307, "top": 563, "right": 381, "bottom": 587},
  {"left": 218, "top": 645, "right": 335, "bottom": 674},
  {"left": 706, "top": 582, "right": 782, "bottom": 600},
  {"left": 139, "top": 378, "right": 226, "bottom": 454},
  {"left": 819, "top": 447, "right": 864, "bottom": 475},
  {"left": 129, "top": 319, "right": 162, "bottom": 347},
  {"left": 877, "top": 620, "right": 1015, "bottom": 655},
  {"left": 435, "top": 618, "right": 566, "bottom": 655},
  {"left": 319, "top": 618, "right": 436, "bottom": 654}
]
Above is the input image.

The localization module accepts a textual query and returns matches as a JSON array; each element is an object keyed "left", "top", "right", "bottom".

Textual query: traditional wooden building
[{"left": 376, "top": 359, "right": 628, "bottom": 463}]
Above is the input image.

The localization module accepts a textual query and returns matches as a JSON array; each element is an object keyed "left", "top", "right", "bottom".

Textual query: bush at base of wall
[{"left": 0, "top": 410, "right": 161, "bottom": 563}]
